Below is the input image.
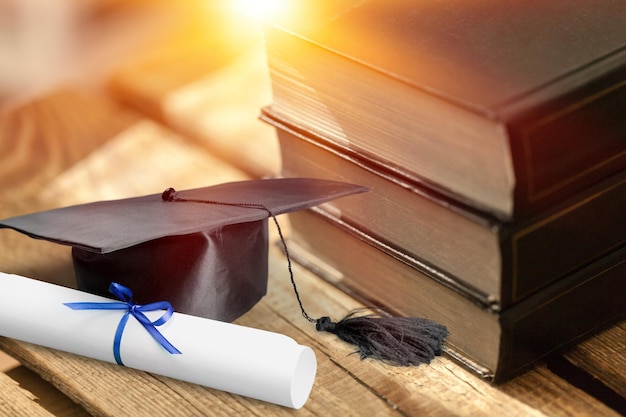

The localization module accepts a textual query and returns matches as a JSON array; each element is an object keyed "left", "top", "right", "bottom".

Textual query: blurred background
[
  {"left": 0, "top": 0, "right": 280, "bottom": 176},
  {"left": 0, "top": 0, "right": 261, "bottom": 106}
]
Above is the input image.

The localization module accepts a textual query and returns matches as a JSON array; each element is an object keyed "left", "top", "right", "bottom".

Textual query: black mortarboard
[{"left": 0, "top": 178, "right": 366, "bottom": 322}]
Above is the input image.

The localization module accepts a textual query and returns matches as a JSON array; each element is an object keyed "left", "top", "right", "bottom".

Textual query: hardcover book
[
  {"left": 287, "top": 207, "right": 626, "bottom": 382},
  {"left": 260, "top": 0, "right": 626, "bottom": 220},
  {"left": 264, "top": 110, "right": 626, "bottom": 309}
]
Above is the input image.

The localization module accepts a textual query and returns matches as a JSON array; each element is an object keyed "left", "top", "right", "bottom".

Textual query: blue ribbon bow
[{"left": 64, "top": 282, "right": 182, "bottom": 365}]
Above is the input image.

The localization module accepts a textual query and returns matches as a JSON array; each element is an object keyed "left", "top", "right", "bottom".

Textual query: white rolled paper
[{"left": 0, "top": 272, "right": 317, "bottom": 409}]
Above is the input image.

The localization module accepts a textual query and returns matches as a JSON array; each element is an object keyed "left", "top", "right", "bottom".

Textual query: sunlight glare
[{"left": 235, "top": 0, "right": 291, "bottom": 20}]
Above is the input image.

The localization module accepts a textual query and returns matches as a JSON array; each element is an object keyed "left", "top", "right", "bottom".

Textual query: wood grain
[
  {"left": 0, "top": 89, "right": 138, "bottom": 200},
  {"left": 501, "top": 365, "right": 621, "bottom": 417},
  {"left": 564, "top": 321, "right": 626, "bottom": 398},
  {"left": 0, "top": 371, "right": 56, "bottom": 417}
]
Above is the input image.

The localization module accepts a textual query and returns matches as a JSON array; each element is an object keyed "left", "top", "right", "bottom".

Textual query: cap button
[{"left": 161, "top": 188, "right": 177, "bottom": 201}]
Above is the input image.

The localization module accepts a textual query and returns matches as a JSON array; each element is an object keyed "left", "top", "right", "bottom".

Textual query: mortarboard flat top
[
  {"left": 0, "top": 178, "right": 367, "bottom": 253},
  {"left": 0, "top": 178, "right": 367, "bottom": 321}
]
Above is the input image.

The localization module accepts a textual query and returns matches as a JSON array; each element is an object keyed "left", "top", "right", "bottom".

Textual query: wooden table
[{"left": 0, "top": 2, "right": 624, "bottom": 416}]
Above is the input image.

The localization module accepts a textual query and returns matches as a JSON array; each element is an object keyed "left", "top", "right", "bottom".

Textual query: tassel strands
[{"left": 316, "top": 312, "right": 448, "bottom": 366}]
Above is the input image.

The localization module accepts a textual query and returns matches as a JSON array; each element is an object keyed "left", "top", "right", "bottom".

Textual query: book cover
[
  {"left": 260, "top": 0, "right": 626, "bottom": 220},
  {"left": 264, "top": 110, "right": 626, "bottom": 308}
]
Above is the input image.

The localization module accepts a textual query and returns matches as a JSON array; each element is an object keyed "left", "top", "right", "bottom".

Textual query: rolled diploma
[{"left": 0, "top": 272, "right": 317, "bottom": 409}]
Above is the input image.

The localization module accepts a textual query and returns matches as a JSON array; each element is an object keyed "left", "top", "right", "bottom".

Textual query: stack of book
[{"left": 257, "top": 1, "right": 626, "bottom": 382}]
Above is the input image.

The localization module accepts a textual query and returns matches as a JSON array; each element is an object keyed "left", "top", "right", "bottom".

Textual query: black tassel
[{"left": 316, "top": 310, "right": 448, "bottom": 366}]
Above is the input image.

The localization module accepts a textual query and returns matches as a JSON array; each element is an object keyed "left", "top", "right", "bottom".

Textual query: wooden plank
[
  {"left": 108, "top": 1, "right": 261, "bottom": 123},
  {"left": 0, "top": 371, "right": 56, "bottom": 417},
  {"left": 35, "top": 118, "right": 250, "bottom": 207},
  {"left": 0, "top": 348, "right": 19, "bottom": 372},
  {"left": 501, "top": 365, "right": 621, "bottom": 417},
  {"left": 2, "top": 336, "right": 400, "bottom": 417},
  {"left": 159, "top": 44, "right": 281, "bottom": 178},
  {"left": 4, "top": 366, "right": 92, "bottom": 417},
  {"left": 564, "top": 320, "right": 626, "bottom": 399},
  {"left": 0, "top": 89, "right": 139, "bottom": 200}
]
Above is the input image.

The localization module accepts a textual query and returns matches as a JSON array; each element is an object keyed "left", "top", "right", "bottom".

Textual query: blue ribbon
[{"left": 64, "top": 282, "right": 182, "bottom": 366}]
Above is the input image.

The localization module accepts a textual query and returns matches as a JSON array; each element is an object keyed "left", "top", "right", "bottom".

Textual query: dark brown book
[
  {"left": 287, "top": 206, "right": 626, "bottom": 383},
  {"left": 264, "top": 110, "right": 626, "bottom": 309},
  {"left": 260, "top": 0, "right": 626, "bottom": 220}
]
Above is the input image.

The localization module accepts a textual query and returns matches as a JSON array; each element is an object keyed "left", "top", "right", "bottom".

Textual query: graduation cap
[{"left": 1, "top": 178, "right": 447, "bottom": 366}]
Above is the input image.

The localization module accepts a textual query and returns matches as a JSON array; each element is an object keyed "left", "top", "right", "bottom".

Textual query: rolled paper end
[{"left": 290, "top": 346, "right": 317, "bottom": 409}]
